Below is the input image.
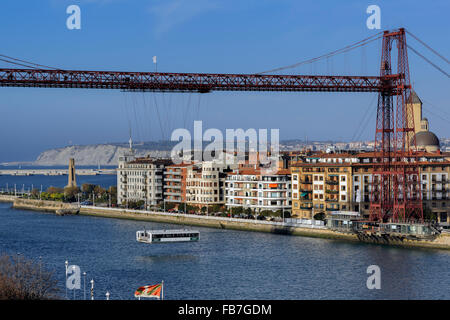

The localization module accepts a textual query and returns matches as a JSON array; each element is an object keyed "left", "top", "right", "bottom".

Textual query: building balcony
[
  {"left": 164, "top": 185, "right": 181, "bottom": 189},
  {"left": 325, "top": 189, "right": 339, "bottom": 194},
  {"left": 165, "top": 191, "right": 182, "bottom": 197},
  {"left": 326, "top": 180, "right": 339, "bottom": 185},
  {"left": 164, "top": 177, "right": 182, "bottom": 182}
]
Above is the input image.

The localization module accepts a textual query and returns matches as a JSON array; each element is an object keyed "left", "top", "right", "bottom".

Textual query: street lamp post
[
  {"left": 65, "top": 260, "right": 69, "bottom": 299},
  {"left": 83, "top": 272, "right": 86, "bottom": 300},
  {"left": 72, "top": 265, "right": 76, "bottom": 300},
  {"left": 90, "top": 279, "right": 94, "bottom": 300}
]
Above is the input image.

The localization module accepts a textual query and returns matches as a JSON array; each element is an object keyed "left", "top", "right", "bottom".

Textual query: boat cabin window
[{"left": 152, "top": 232, "right": 199, "bottom": 239}]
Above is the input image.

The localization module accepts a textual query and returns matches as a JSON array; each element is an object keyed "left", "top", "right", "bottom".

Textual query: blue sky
[{"left": 0, "top": 0, "right": 448, "bottom": 162}]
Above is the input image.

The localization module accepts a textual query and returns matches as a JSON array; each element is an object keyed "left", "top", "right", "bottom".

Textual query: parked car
[{"left": 80, "top": 201, "right": 92, "bottom": 205}]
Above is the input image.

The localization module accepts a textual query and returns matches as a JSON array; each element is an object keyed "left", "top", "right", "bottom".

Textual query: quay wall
[
  {"left": 0, "top": 195, "right": 17, "bottom": 203},
  {"left": 11, "top": 197, "right": 79, "bottom": 215},
  {"left": 1, "top": 195, "right": 449, "bottom": 250},
  {"left": 79, "top": 206, "right": 355, "bottom": 241}
]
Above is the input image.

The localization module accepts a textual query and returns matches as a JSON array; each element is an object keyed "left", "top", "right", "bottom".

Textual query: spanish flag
[{"left": 134, "top": 282, "right": 163, "bottom": 299}]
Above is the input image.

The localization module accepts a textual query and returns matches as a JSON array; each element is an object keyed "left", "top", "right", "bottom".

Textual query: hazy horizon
[{"left": 0, "top": 0, "right": 448, "bottom": 162}]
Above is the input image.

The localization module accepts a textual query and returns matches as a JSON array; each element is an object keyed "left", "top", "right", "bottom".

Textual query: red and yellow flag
[{"left": 134, "top": 284, "right": 162, "bottom": 299}]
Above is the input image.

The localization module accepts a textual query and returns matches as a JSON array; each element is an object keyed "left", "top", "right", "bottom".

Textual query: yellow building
[
  {"left": 291, "top": 152, "right": 450, "bottom": 226},
  {"left": 291, "top": 153, "right": 354, "bottom": 219}
]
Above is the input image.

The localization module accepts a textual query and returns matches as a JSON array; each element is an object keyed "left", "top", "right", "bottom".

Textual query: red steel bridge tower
[
  {"left": 369, "top": 28, "right": 423, "bottom": 223},
  {"left": 0, "top": 28, "right": 428, "bottom": 223}
]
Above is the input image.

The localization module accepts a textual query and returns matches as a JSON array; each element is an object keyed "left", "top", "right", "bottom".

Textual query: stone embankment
[
  {"left": 1, "top": 195, "right": 449, "bottom": 250},
  {"left": 79, "top": 206, "right": 354, "bottom": 241},
  {"left": 11, "top": 197, "right": 79, "bottom": 215},
  {"left": 78, "top": 206, "right": 450, "bottom": 250},
  {"left": 0, "top": 195, "right": 18, "bottom": 203}
]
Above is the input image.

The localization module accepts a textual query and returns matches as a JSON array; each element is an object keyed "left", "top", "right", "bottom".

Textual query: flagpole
[{"left": 161, "top": 281, "right": 164, "bottom": 300}]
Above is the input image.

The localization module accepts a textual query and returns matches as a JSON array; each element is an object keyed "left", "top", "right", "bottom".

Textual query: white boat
[{"left": 136, "top": 229, "right": 200, "bottom": 244}]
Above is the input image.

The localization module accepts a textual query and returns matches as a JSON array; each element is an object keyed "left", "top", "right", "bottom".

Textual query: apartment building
[
  {"left": 117, "top": 155, "right": 172, "bottom": 207},
  {"left": 291, "top": 151, "right": 450, "bottom": 225},
  {"left": 186, "top": 161, "right": 233, "bottom": 207},
  {"left": 225, "top": 168, "right": 291, "bottom": 212},
  {"left": 352, "top": 152, "right": 450, "bottom": 224},
  {"left": 291, "top": 153, "right": 354, "bottom": 219},
  {"left": 163, "top": 163, "right": 192, "bottom": 206}
]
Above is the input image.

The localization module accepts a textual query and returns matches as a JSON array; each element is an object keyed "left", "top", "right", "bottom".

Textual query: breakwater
[
  {"left": 0, "top": 168, "right": 115, "bottom": 176},
  {"left": 11, "top": 197, "right": 79, "bottom": 215}
]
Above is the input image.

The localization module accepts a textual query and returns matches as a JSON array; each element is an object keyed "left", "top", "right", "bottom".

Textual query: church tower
[{"left": 408, "top": 91, "right": 440, "bottom": 152}]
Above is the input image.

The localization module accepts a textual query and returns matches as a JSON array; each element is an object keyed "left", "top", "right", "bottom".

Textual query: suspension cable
[
  {"left": 407, "top": 45, "right": 449, "bottom": 78},
  {"left": 256, "top": 32, "right": 383, "bottom": 75},
  {"left": 406, "top": 30, "right": 449, "bottom": 65},
  {"left": 0, "top": 54, "right": 62, "bottom": 70},
  {"left": 0, "top": 57, "right": 37, "bottom": 69}
]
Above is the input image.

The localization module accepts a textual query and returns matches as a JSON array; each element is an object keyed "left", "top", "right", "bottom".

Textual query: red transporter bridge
[{"left": 0, "top": 28, "right": 429, "bottom": 223}]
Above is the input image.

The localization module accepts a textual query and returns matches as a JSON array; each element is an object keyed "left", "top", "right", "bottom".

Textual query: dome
[{"left": 411, "top": 131, "right": 440, "bottom": 149}]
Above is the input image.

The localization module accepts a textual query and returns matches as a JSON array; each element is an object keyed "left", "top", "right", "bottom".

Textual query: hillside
[{"left": 34, "top": 143, "right": 171, "bottom": 166}]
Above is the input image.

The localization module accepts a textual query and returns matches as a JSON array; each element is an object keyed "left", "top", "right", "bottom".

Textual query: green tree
[
  {"left": 46, "top": 186, "right": 64, "bottom": 194},
  {"left": 81, "top": 183, "right": 95, "bottom": 194},
  {"left": 50, "top": 193, "right": 64, "bottom": 202},
  {"left": 94, "top": 185, "right": 106, "bottom": 196},
  {"left": 64, "top": 186, "right": 80, "bottom": 202},
  {"left": 30, "top": 188, "right": 40, "bottom": 199},
  {"left": 128, "top": 200, "right": 145, "bottom": 209},
  {"left": 210, "top": 204, "right": 223, "bottom": 213},
  {"left": 314, "top": 212, "right": 326, "bottom": 220},
  {"left": 40, "top": 192, "right": 50, "bottom": 200},
  {"left": 231, "top": 207, "right": 243, "bottom": 215},
  {"left": 423, "top": 206, "right": 437, "bottom": 222}
]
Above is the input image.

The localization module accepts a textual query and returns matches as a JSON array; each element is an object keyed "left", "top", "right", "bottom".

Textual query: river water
[{"left": 0, "top": 175, "right": 449, "bottom": 300}]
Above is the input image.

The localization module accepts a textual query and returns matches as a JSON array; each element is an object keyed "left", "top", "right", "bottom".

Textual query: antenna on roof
[{"left": 129, "top": 128, "right": 134, "bottom": 154}]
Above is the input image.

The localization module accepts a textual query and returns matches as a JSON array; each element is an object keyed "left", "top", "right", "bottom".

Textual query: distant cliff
[{"left": 34, "top": 143, "right": 172, "bottom": 166}]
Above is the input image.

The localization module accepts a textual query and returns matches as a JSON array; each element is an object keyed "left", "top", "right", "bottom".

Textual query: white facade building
[
  {"left": 117, "top": 155, "right": 172, "bottom": 207},
  {"left": 225, "top": 168, "right": 291, "bottom": 212}
]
